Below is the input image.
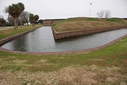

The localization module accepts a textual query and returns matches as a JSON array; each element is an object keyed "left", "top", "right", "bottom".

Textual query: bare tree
[
  {"left": 19, "top": 11, "right": 30, "bottom": 25},
  {"left": 105, "top": 10, "right": 111, "bottom": 18},
  {"left": 97, "top": 11, "right": 105, "bottom": 18},
  {"left": 8, "top": 15, "right": 14, "bottom": 25},
  {"left": 97, "top": 10, "right": 111, "bottom": 18}
]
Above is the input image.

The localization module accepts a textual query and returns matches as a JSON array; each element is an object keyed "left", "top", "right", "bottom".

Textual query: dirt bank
[
  {"left": 53, "top": 26, "right": 127, "bottom": 40},
  {"left": 53, "top": 17, "right": 127, "bottom": 40}
]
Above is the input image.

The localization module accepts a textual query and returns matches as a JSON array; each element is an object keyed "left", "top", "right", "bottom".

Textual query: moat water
[{"left": 1, "top": 26, "right": 127, "bottom": 52}]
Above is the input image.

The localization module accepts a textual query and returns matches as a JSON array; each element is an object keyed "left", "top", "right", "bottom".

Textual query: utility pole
[{"left": 89, "top": 0, "right": 93, "bottom": 17}]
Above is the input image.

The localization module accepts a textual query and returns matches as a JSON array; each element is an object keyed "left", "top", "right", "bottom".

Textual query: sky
[{"left": 0, "top": 0, "right": 127, "bottom": 19}]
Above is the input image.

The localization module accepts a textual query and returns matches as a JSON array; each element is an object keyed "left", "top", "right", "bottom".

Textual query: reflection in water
[
  {"left": 2, "top": 26, "right": 127, "bottom": 52},
  {"left": 2, "top": 26, "right": 56, "bottom": 52},
  {"left": 12, "top": 36, "right": 27, "bottom": 51}
]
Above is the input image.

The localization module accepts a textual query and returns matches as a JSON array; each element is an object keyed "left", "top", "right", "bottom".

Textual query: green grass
[{"left": 106, "top": 18, "right": 123, "bottom": 22}]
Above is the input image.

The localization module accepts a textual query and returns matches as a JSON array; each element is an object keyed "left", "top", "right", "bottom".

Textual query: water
[{"left": 1, "top": 26, "right": 127, "bottom": 52}]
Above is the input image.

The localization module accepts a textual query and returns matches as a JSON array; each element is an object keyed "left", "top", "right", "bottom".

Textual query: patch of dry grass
[
  {"left": 53, "top": 18, "right": 127, "bottom": 32},
  {"left": 0, "top": 65, "right": 126, "bottom": 85}
]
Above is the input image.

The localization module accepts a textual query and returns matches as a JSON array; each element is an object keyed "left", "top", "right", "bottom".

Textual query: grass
[
  {"left": 106, "top": 18, "right": 123, "bottom": 22},
  {"left": 0, "top": 25, "right": 42, "bottom": 40},
  {"left": 0, "top": 36, "right": 127, "bottom": 72},
  {"left": 0, "top": 21, "right": 127, "bottom": 84},
  {"left": 0, "top": 21, "right": 127, "bottom": 72},
  {"left": 0, "top": 32, "right": 127, "bottom": 84},
  {"left": 53, "top": 17, "right": 127, "bottom": 32}
]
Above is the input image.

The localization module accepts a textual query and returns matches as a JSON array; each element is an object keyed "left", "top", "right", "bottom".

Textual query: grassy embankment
[
  {"left": 0, "top": 25, "right": 42, "bottom": 40},
  {"left": 0, "top": 18, "right": 127, "bottom": 84},
  {"left": 53, "top": 17, "right": 127, "bottom": 32}
]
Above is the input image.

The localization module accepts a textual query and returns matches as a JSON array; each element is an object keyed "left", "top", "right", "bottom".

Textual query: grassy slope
[
  {"left": 53, "top": 17, "right": 127, "bottom": 32},
  {"left": 0, "top": 25, "right": 42, "bottom": 40}
]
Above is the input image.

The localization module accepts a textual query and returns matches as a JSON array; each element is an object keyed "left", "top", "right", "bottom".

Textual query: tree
[
  {"left": 97, "top": 10, "right": 111, "bottom": 18},
  {"left": 38, "top": 19, "right": 43, "bottom": 24},
  {"left": 29, "top": 13, "right": 39, "bottom": 24},
  {"left": 6, "top": 2, "right": 25, "bottom": 27},
  {"left": 29, "top": 13, "right": 34, "bottom": 24},
  {"left": 97, "top": 11, "right": 105, "bottom": 18},
  {"left": 8, "top": 15, "right": 14, "bottom": 25},
  {"left": 0, "top": 18, "right": 6, "bottom": 26},
  {"left": 105, "top": 11, "right": 111, "bottom": 18},
  {"left": 8, "top": 11, "right": 30, "bottom": 26},
  {"left": 19, "top": 11, "right": 30, "bottom": 25},
  {"left": 34, "top": 15, "right": 39, "bottom": 23}
]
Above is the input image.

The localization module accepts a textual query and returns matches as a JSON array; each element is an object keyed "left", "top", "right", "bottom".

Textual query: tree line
[{"left": 0, "top": 2, "right": 42, "bottom": 27}]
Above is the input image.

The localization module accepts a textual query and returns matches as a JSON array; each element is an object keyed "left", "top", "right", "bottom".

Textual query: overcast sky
[{"left": 0, "top": 0, "right": 127, "bottom": 19}]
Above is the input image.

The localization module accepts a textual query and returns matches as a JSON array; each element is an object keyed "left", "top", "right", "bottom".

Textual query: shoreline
[
  {"left": 0, "top": 25, "right": 42, "bottom": 46},
  {"left": 0, "top": 27, "right": 127, "bottom": 55}
]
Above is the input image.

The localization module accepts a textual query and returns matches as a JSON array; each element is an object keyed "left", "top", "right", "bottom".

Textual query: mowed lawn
[{"left": 0, "top": 22, "right": 127, "bottom": 84}]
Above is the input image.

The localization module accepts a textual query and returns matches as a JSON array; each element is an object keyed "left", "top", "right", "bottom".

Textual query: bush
[{"left": 106, "top": 18, "right": 123, "bottom": 22}]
